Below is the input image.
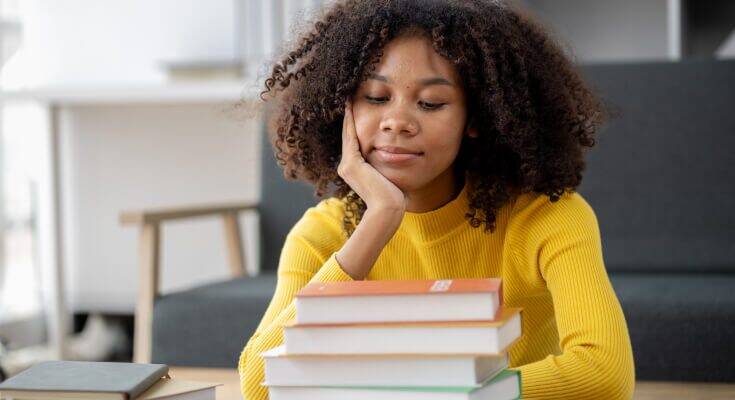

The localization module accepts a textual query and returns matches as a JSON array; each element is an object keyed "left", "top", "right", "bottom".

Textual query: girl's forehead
[{"left": 373, "top": 35, "right": 460, "bottom": 84}]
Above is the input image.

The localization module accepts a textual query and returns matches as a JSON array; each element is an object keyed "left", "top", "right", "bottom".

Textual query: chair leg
[
  {"left": 134, "top": 223, "right": 160, "bottom": 364},
  {"left": 223, "top": 212, "right": 246, "bottom": 278}
]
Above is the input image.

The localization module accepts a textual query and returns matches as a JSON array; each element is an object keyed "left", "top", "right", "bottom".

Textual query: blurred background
[{"left": 0, "top": 0, "right": 733, "bottom": 393}]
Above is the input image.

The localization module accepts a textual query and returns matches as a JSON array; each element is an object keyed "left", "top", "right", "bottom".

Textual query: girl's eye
[
  {"left": 364, "top": 95, "right": 388, "bottom": 104},
  {"left": 419, "top": 101, "right": 446, "bottom": 111},
  {"left": 364, "top": 96, "right": 446, "bottom": 111}
]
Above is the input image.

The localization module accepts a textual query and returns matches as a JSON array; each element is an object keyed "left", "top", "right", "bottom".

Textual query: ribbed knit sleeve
[
  {"left": 507, "top": 192, "right": 635, "bottom": 399},
  {"left": 238, "top": 200, "right": 352, "bottom": 400}
]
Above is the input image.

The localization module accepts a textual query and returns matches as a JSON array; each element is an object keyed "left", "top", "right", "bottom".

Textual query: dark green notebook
[{"left": 0, "top": 361, "right": 169, "bottom": 400}]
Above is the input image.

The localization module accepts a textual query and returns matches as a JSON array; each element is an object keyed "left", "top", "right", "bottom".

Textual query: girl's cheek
[
  {"left": 354, "top": 130, "right": 370, "bottom": 158},
  {"left": 353, "top": 117, "right": 373, "bottom": 149}
]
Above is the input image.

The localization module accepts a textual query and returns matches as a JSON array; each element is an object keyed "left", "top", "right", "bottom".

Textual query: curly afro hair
[{"left": 260, "top": 0, "right": 606, "bottom": 236}]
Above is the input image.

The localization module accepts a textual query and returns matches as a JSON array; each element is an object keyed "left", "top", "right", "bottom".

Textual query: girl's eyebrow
[{"left": 368, "top": 73, "right": 454, "bottom": 87}]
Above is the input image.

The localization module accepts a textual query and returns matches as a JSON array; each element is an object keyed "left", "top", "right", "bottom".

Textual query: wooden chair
[
  {"left": 120, "top": 202, "right": 257, "bottom": 363},
  {"left": 120, "top": 126, "right": 316, "bottom": 365}
]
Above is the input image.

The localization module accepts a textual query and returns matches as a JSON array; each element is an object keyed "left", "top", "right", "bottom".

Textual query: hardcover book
[{"left": 295, "top": 278, "right": 503, "bottom": 324}]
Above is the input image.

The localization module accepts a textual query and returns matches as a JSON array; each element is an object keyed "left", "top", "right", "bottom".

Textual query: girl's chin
[{"left": 379, "top": 170, "right": 425, "bottom": 192}]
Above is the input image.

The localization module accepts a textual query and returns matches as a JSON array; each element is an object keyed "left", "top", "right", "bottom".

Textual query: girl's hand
[{"left": 337, "top": 99, "right": 407, "bottom": 213}]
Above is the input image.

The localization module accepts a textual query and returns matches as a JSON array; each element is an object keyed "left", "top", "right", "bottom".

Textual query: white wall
[
  {"left": 13, "top": 0, "right": 329, "bottom": 86},
  {"left": 525, "top": 0, "right": 671, "bottom": 63},
  {"left": 18, "top": 0, "right": 238, "bottom": 85}
]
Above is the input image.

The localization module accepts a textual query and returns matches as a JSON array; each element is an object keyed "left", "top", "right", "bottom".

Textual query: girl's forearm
[{"left": 335, "top": 206, "right": 403, "bottom": 280}]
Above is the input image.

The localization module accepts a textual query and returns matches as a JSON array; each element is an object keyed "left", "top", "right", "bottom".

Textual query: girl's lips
[{"left": 374, "top": 148, "right": 423, "bottom": 164}]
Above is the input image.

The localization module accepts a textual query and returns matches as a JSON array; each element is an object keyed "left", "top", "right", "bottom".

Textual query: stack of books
[
  {"left": 262, "top": 278, "right": 523, "bottom": 400},
  {"left": 0, "top": 361, "right": 219, "bottom": 400}
]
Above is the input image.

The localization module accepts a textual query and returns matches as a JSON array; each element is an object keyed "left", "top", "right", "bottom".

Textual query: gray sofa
[
  {"left": 580, "top": 60, "right": 735, "bottom": 382},
  {"left": 151, "top": 60, "right": 735, "bottom": 382}
]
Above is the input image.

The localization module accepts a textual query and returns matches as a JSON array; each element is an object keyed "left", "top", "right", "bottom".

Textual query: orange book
[{"left": 294, "top": 278, "right": 503, "bottom": 324}]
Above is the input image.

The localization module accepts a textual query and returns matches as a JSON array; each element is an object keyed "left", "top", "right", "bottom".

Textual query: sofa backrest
[
  {"left": 259, "top": 123, "right": 320, "bottom": 272},
  {"left": 578, "top": 60, "right": 735, "bottom": 273}
]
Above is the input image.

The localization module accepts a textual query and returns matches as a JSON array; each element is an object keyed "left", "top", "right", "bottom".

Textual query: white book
[
  {"left": 295, "top": 279, "right": 503, "bottom": 324},
  {"left": 265, "top": 369, "right": 521, "bottom": 400},
  {"left": 262, "top": 345, "right": 509, "bottom": 387},
  {"left": 284, "top": 307, "right": 522, "bottom": 356}
]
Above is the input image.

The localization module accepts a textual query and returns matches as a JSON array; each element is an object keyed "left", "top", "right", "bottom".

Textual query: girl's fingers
[
  {"left": 342, "top": 101, "right": 351, "bottom": 156},
  {"left": 342, "top": 99, "right": 360, "bottom": 157}
]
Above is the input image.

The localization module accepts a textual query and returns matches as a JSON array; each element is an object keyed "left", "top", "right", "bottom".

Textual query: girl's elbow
[
  {"left": 238, "top": 344, "right": 269, "bottom": 400},
  {"left": 590, "top": 359, "right": 636, "bottom": 400},
  {"left": 569, "top": 346, "right": 635, "bottom": 400},
  {"left": 598, "top": 375, "right": 635, "bottom": 400},
  {"left": 238, "top": 335, "right": 265, "bottom": 386},
  {"left": 594, "top": 334, "right": 636, "bottom": 399}
]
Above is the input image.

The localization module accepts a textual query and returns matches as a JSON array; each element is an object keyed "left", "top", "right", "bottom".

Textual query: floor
[{"left": 169, "top": 367, "right": 735, "bottom": 400}]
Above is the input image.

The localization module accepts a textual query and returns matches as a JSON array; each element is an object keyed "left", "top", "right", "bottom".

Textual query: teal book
[
  {"left": 0, "top": 361, "right": 169, "bottom": 400},
  {"left": 266, "top": 369, "right": 521, "bottom": 400}
]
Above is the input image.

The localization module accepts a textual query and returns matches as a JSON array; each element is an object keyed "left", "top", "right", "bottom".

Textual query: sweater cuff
[{"left": 309, "top": 253, "right": 355, "bottom": 283}]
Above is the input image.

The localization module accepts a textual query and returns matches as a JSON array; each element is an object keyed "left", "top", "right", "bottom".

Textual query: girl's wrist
[
  {"left": 363, "top": 206, "right": 404, "bottom": 232},
  {"left": 335, "top": 206, "right": 403, "bottom": 280}
]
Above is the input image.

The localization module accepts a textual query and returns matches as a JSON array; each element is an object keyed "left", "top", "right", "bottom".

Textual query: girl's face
[{"left": 352, "top": 34, "right": 476, "bottom": 193}]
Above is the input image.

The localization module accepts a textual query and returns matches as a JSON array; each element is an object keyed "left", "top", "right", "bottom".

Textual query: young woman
[{"left": 239, "top": 1, "right": 635, "bottom": 399}]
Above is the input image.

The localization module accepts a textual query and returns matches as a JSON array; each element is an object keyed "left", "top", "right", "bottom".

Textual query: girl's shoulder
[
  {"left": 509, "top": 190, "right": 597, "bottom": 227},
  {"left": 288, "top": 196, "right": 348, "bottom": 240},
  {"left": 309, "top": 196, "right": 348, "bottom": 224}
]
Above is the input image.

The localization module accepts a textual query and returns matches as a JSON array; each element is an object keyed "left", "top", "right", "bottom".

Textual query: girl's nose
[{"left": 379, "top": 109, "right": 418, "bottom": 136}]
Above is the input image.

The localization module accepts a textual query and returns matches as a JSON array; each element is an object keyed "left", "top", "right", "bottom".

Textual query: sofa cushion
[
  {"left": 151, "top": 272, "right": 278, "bottom": 367},
  {"left": 609, "top": 272, "right": 735, "bottom": 381}
]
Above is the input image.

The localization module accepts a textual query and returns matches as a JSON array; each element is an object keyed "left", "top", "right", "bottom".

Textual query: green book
[
  {"left": 0, "top": 361, "right": 169, "bottom": 400},
  {"left": 266, "top": 369, "right": 521, "bottom": 399}
]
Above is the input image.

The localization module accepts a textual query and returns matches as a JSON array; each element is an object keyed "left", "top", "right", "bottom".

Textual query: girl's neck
[{"left": 404, "top": 172, "right": 464, "bottom": 213}]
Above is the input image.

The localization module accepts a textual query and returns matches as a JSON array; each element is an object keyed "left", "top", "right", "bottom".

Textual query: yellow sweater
[{"left": 238, "top": 184, "right": 635, "bottom": 399}]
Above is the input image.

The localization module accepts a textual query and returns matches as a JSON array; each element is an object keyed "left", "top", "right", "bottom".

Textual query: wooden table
[
  {"left": 170, "top": 367, "right": 735, "bottom": 400},
  {"left": 632, "top": 381, "right": 735, "bottom": 400},
  {"left": 169, "top": 367, "right": 243, "bottom": 400}
]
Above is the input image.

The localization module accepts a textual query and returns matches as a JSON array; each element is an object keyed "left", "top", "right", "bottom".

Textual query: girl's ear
[{"left": 464, "top": 116, "right": 479, "bottom": 138}]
